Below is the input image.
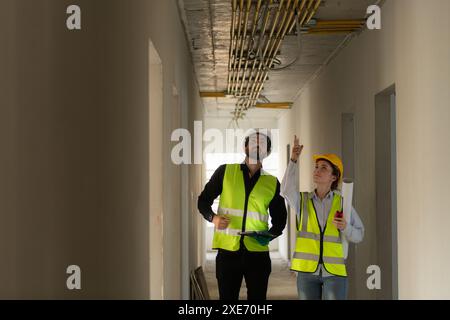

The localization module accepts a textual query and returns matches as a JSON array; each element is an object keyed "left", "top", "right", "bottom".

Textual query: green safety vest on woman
[
  {"left": 291, "top": 192, "right": 347, "bottom": 277},
  {"left": 212, "top": 164, "right": 277, "bottom": 252}
]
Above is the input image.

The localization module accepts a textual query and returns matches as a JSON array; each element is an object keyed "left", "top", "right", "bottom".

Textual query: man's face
[{"left": 245, "top": 133, "right": 269, "bottom": 163}]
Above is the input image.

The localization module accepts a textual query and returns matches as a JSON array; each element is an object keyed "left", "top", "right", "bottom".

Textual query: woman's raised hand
[{"left": 291, "top": 135, "right": 304, "bottom": 163}]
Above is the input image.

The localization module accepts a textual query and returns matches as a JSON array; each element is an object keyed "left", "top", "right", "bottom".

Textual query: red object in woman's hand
[{"left": 335, "top": 211, "right": 343, "bottom": 219}]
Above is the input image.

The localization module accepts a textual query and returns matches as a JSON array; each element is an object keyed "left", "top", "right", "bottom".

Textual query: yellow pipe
[
  {"left": 244, "top": 0, "right": 273, "bottom": 97},
  {"left": 227, "top": 0, "right": 238, "bottom": 94},
  {"left": 255, "top": 102, "right": 292, "bottom": 109},
  {"left": 229, "top": 0, "right": 244, "bottom": 95},
  {"left": 244, "top": 0, "right": 281, "bottom": 99},
  {"left": 313, "top": 25, "right": 363, "bottom": 28},
  {"left": 305, "top": 0, "right": 322, "bottom": 25},
  {"left": 307, "top": 30, "right": 354, "bottom": 35},
  {"left": 238, "top": 0, "right": 262, "bottom": 97},
  {"left": 241, "top": 0, "right": 274, "bottom": 118},
  {"left": 299, "top": 0, "right": 315, "bottom": 26},
  {"left": 316, "top": 20, "right": 365, "bottom": 26},
  {"left": 288, "top": 0, "right": 307, "bottom": 33},
  {"left": 200, "top": 92, "right": 227, "bottom": 98},
  {"left": 232, "top": 0, "right": 252, "bottom": 94},
  {"left": 248, "top": 0, "right": 298, "bottom": 108},
  {"left": 249, "top": 0, "right": 290, "bottom": 102}
]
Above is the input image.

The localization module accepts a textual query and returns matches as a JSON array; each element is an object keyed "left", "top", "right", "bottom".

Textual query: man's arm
[
  {"left": 267, "top": 181, "right": 288, "bottom": 237},
  {"left": 197, "top": 164, "right": 226, "bottom": 222}
]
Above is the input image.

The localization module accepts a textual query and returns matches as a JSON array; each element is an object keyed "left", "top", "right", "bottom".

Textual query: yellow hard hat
[{"left": 313, "top": 154, "right": 344, "bottom": 182}]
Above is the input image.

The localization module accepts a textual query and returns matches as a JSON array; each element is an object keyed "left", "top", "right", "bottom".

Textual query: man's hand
[
  {"left": 212, "top": 215, "right": 230, "bottom": 230},
  {"left": 254, "top": 234, "right": 271, "bottom": 246},
  {"left": 252, "top": 231, "right": 274, "bottom": 246},
  {"left": 291, "top": 135, "right": 304, "bottom": 163}
]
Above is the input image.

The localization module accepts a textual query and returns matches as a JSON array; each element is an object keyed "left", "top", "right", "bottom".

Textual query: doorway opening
[
  {"left": 375, "top": 85, "right": 398, "bottom": 300},
  {"left": 149, "top": 39, "right": 164, "bottom": 299},
  {"left": 341, "top": 112, "right": 357, "bottom": 299}
]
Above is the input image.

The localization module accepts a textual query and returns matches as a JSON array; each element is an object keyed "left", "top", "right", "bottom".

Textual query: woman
[{"left": 281, "top": 135, "right": 364, "bottom": 300}]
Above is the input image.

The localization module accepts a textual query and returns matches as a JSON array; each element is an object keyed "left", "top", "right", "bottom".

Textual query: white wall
[
  {"left": 0, "top": 0, "right": 203, "bottom": 299},
  {"left": 143, "top": 0, "right": 205, "bottom": 300},
  {"left": 278, "top": 0, "right": 450, "bottom": 299}
]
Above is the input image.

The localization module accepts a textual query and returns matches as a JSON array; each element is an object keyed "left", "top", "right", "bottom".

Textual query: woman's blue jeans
[{"left": 297, "top": 272, "right": 348, "bottom": 300}]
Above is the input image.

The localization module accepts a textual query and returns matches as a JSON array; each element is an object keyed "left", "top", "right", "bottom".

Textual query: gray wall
[
  {"left": 278, "top": 0, "right": 450, "bottom": 299},
  {"left": 0, "top": 0, "right": 202, "bottom": 299}
]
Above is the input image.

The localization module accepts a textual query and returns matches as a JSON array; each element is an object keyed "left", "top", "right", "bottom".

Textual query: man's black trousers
[{"left": 215, "top": 247, "right": 271, "bottom": 300}]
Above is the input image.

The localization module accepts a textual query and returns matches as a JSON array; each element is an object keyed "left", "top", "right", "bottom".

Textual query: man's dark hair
[{"left": 245, "top": 132, "right": 272, "bottom": 155}]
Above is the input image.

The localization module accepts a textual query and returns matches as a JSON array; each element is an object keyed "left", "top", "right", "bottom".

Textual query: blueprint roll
[{"left": 341, "top": 179, "right": 354, "bottom": 259}]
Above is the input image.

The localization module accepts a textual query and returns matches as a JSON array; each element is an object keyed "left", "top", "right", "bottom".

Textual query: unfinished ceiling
[{"left": 178, "top": 0, "right": 378, "bottom": 123}]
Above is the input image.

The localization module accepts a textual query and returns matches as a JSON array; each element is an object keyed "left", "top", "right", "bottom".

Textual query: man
[{"left": 197, "top": 129, "right": 287, "bottom": 300}]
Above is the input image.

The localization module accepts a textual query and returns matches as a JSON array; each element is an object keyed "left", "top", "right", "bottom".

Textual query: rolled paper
[{"left": 341, "top": 178, "right": 354, "bottom": 259}]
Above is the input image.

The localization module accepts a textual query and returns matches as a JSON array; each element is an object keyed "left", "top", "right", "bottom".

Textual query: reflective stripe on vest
[
  {"left": 292, "top": 252, "right": 345, "bottom": 265},
  {"left": 215, "top": 228, "right": 241, "bottom": 237},
  {"left": 217, "top": 207, "right": 269, "bottom": 223},
  {"left": 296, "top": 231, "right": 341, "bottom": 243},
  {"left": 291, "top": 192, "right": 347, "bottom": 276},
  {"left": 212, "top": 164, "right": 277, "bottom": 252}
]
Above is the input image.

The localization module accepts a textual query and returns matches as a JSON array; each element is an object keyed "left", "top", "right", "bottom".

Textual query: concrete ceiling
[{"left": 178, "top": 0, "right": 378, "bottom": 122}]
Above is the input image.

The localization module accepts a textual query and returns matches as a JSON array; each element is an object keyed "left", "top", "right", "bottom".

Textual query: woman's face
[{"left": 313, "top": 160, "right": 337, "bottom": 187}]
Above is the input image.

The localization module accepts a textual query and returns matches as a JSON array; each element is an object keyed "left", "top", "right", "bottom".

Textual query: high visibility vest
[
  {"left": 291, "top": 192, "right": 347, "bottom": 277},
  {"left": 212, "top": 164, "right": 277, "bottom": 252}
]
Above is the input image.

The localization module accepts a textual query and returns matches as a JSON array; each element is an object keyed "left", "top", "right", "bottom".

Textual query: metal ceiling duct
[
  {"left": 178, "top": 0, "right": 373, "bottom": 123},
  {"left": 227, "top": 0, "right": 322, "bottom": 121}
]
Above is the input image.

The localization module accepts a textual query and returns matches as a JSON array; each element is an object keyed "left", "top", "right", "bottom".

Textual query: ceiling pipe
[
  {"left": 305, "top": 0, "right": 321, "bottom": 25},
  {"left": 307, "top": 30, "right": 355, "bottom": 35},
  {"left": 298, "top": 0, "right": 314, "bottom": 26},
  {"left": 255, "top": 102, "right": 292, "bottom": 109},
  {"left": 235, "top": 0, "right": 293, "bottom": 118},
  {"left": 228, "top": 0, "right": 244, "bottom": 95},
  {"left": 233, "top": 0, "right": 274, "bottom": 119},
  {"left": 243, "top": 0, "right": 289, "bottom": 110},
  {"left": 250, "top": 0, "right": 320, "bottom": 107},
  {"left": 288, "top": 0, "right": 307, "bottom": 33},
  {"left": 225, "top": 0, "right": 368, "bottom": 121},
  {"left": 305, "top": 18, "right": 364, "bottom": 35},
  {"left": 228, "top": 0, "right": 322, "bottom": 120},
  {"left": 246, "top": 0, "right": 299, "bottom": 109},
  {"left": 241, "top": 0, "right": 273, "bottom": 98},
  {"left": 227, "top": 0, "right": 238, "bottom": 94},
  {"left": 231, "top": 0, "right": 252, "bottom": 94},
  {"left": 270, "top": 0, "right": 298, "bottom": 59},
  {"left": 243, "top": 0, "right": 278, "bottom": 97},
  {"left": 236, "top": 0, "right": 280, "bottom": 117},
  {"left": 237, "top": 0, "right": 262, "bottom": 97},
  {"left": 246, "top": 0, "right": 296, "bottom": 106},
  {"left": 316, "top": 20, "right": 365, "bottom": 26}
]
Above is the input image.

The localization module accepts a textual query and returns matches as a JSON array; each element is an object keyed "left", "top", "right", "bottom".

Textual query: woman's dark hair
[
  {"left": 245, "top": 133, "right": 272, "bottom": 155},
  {"left": 319, "top": 158, "right": 341, "bottom": 190}
]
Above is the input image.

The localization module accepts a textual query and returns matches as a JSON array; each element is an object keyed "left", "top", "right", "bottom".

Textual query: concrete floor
[{"left": 203, "top": 251, "right": 298, "bottom": 300}]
